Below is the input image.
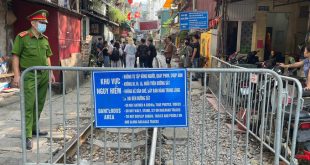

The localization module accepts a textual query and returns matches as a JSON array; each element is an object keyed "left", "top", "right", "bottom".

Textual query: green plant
[
  {"left": 162, "top": 17, "right": 173, "bottom": 28},
  {"left": 179, "top": 30, "right": 189, "bottom": 41},
  {"left": 108, "top": 6, "right": 128, "bottom": 23}
]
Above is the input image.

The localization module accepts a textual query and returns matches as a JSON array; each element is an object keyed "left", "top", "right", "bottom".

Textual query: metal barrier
[
  {"left": 209, "top": 56, "right": 241, "bottom": 99},
  {"left": 154, "top": 68, "right": 284, "bottom": 165},
  {"left": 273, "top": 76, "right": 303, "bottom": 164},
  {"left": 20, "top": 66, "right": 286, "bottom": 165},
  {"left": 210, "top": 56, "right": 304, "bottom": 165}
]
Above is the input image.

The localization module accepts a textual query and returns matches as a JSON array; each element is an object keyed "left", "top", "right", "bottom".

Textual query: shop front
[{"left": 255, "top": 0, "right": 309, "bottom": 61}]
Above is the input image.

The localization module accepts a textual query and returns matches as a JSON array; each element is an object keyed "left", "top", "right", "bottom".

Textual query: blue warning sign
[{"left": 92, "top": 69, "right": 188, "bottom": 128}]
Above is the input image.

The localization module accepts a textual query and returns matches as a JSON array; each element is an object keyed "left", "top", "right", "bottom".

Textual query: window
[
  {"left": 90, "top": 23, "right": 99, "bottom": 34},
  {"left": 240, "top": 22, "right": 253, "bottom": 54}
]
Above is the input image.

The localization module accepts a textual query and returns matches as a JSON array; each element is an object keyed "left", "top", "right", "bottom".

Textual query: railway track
[
  {"left": 25, "top": 55, "right": 276, "bottom": 165},
  {"left": 50, "top": 56, "right": 162, "bottom": 164}
]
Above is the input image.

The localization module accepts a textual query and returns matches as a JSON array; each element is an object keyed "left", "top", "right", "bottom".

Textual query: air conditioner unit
[{"left": 58, "top": 0, "right": 69, "bottom": 8}]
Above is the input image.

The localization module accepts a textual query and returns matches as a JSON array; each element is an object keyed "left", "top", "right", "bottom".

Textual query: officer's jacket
[{"left": 12, "top": 29, "right": 53, "bottom": 69}]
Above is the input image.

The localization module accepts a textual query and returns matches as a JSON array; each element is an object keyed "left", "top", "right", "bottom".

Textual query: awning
[
  {"left": 81, "top": 10, "right": 119, "bottom": 27},
  {"left": 25, "top": 0, "right": 83, "bottom": 18},
  {"left": 272, "top": 0, "right": 308, "bottom": 8},
  {"left": 163, "top": 0, "right": 173, "bottom": 9}
]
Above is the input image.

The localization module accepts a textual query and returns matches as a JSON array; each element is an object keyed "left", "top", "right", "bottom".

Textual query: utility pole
[{"left": 192, "top": 0, "right": 196, "bottom": 11}]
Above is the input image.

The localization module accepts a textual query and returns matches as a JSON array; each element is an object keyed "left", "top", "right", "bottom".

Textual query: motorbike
[
  {"left": 228, "top": 51, "right": 239, "bottom": 64},
  {"left": 258, "top": 72, "right": 310, "bottom": 164},
  {"left": 228, "top": 50, "right": 261, "bottom": 68},
  {"left": 247, "top": 50, "right": 260, "bottom": 65},
  {"left": 288, "top": 89, "right": 310, "bottom": 163}
]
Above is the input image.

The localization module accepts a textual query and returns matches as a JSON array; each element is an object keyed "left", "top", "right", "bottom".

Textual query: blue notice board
[
  {"left": 92, "top": 69, "right": 188, "bottom": 128},
  {"left": 179, "top": 11, "right": 208, "bottom": 30}
]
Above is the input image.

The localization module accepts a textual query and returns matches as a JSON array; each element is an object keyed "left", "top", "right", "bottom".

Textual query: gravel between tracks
[
  {"left": 157, "top": 91, "right": 275, "bottom": 165},
  {"left": 64, "top": 55, "right": 275, "bottom": 165}
]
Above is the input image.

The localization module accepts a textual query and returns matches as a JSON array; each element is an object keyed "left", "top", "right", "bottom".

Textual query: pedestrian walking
[
  {"left": 136, "top": 39, "right": 150, "bottom": 68},
  {"left": 96, "top": 38, "right": 104, "bottom": 67},
  {"left": 110, "top": 41, "right": 123, "bottom": 67},
  {"left": 164, "top": 36, "right": 174, "bottom": 68},
  {"left": 121, "top": 41, "right": 127, "bottom": 67},
  {"left": 109, "top": 40, "right": 114, "bottom": 49},
  {"left": 108, "top": 40, "right": 114, "bottom": 55},
  {"left": 191, "top": 34, "right": 201, "bottom": 81},
  {"left": 184, "top": 38, "right": 193, "bottom": 68},
  {"left": 147, "top": 37, "right": 157, "bottom": 68},
  {"left": 124, "top": 38, "right": 137, "bottom": 68},
  {"left": 134, "top": 38, "right": 139, "bottom": 68},
  {"left": 11, "top": 9, "right": 55, "bottom": 150},
  {"left": 101, "top": 41, "right": 110, "bottom": 67}
]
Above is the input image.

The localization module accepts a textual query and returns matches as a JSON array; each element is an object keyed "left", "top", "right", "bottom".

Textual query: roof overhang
[
  {"left": 81, "top": 10, "right": 119, "bottom": 27},
  {"left": 25, "top": 0, "right": 83, "bottom": 18},
  {"left": 272, "top": 0, "right": 309, "bottom": 8}
]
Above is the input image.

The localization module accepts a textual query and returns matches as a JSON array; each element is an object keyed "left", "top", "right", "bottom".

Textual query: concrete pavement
[{"left": 0, "top": 80, "right": 92, "bottom": 165}]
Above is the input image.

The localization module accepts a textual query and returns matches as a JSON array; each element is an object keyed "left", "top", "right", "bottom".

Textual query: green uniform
[{"left": 12, "top": 29, "right": 53, "bottom": 138}]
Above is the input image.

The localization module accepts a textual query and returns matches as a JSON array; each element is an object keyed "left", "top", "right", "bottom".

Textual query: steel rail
[
  {"left": 52, "top": 121, "right": 93, "bottom": 163},
  {"left": 51, "top": 56, "right": 162, "bottom": 164}
]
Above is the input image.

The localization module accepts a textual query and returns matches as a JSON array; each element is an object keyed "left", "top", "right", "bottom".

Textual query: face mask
[{"left": 37, "top": 23, "right": 47, "bottom": 33}]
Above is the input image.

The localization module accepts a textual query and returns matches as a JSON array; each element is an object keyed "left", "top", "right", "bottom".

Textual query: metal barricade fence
[
  {"left": 209, "top": 56, "right": 241, "bottom": 102},
  {"left": 20, "top": 66, "right": 286, "bottom": 165},
  {"left": 153, "top": 68, "right": 284, "bottom": 165},
  {"left": 210, "top": 56, "right": 304, "bottom": 164},
  {"left": 276, "top": 76, "right": 303, "bottom": 165}
]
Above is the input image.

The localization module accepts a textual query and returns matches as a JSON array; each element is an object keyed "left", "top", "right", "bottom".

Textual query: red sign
[
  {"left": 257, "top": 40, "right": 264, "bottom": 49},
  {"left": 139, "top": 21, "right": 159, "bottom": 31},
  {"left": 134, "top": 11, "right": 140, "bottom": 18}
]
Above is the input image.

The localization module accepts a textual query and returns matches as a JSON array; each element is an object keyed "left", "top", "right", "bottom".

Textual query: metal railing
[
  {"left": 153, "top": 68, "right": 284, "bottom": 165},
  {"left": 277, "top": 76, "right": 303, "bottom": 164},
  {"left": 20, "top": 65, "right": 290, "bottom": 165},
  {"left": 210, "top": 56, "right": 304, "bottom": 165}
]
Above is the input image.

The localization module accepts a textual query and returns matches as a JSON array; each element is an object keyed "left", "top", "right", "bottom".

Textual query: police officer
[{"left": 12, "top": 9, "right": 55, "bottom": 150}]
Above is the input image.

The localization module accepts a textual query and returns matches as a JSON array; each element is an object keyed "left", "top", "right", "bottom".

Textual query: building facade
[{"left": 221, "top": 0, "right": 310, "bottom": 61}]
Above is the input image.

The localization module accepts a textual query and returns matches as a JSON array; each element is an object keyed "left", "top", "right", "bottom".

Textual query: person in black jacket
[
  {"left": 270, "top": 50, "right": 285, "bottom": 63},
  {"left": 247, "top": 51, "right": 259, "bottom": 64},
  {"left": 136, "top": 39, "right": 150, "bottom": 68},
  {"left": 147, "top": 37, "right": 157, "bottom": 68}
]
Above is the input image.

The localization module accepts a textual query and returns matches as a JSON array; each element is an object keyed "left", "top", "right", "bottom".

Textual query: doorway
[
  {"left": 266, "top": 13, "right": 289, "bottom": 55},
  {"left": 226, "top": 21, "right": 238, "bottom": 56},
  {"left": 264, "top": 27, "right": 273, "bottom": 60}
]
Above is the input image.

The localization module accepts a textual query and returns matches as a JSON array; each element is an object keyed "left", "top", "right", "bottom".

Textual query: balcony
[
  {"left": 81, "top": 0, "right": 108, "bottom": 17},
  {"left": 33, "top": 0, "right": 79, "bottom": 11}
]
